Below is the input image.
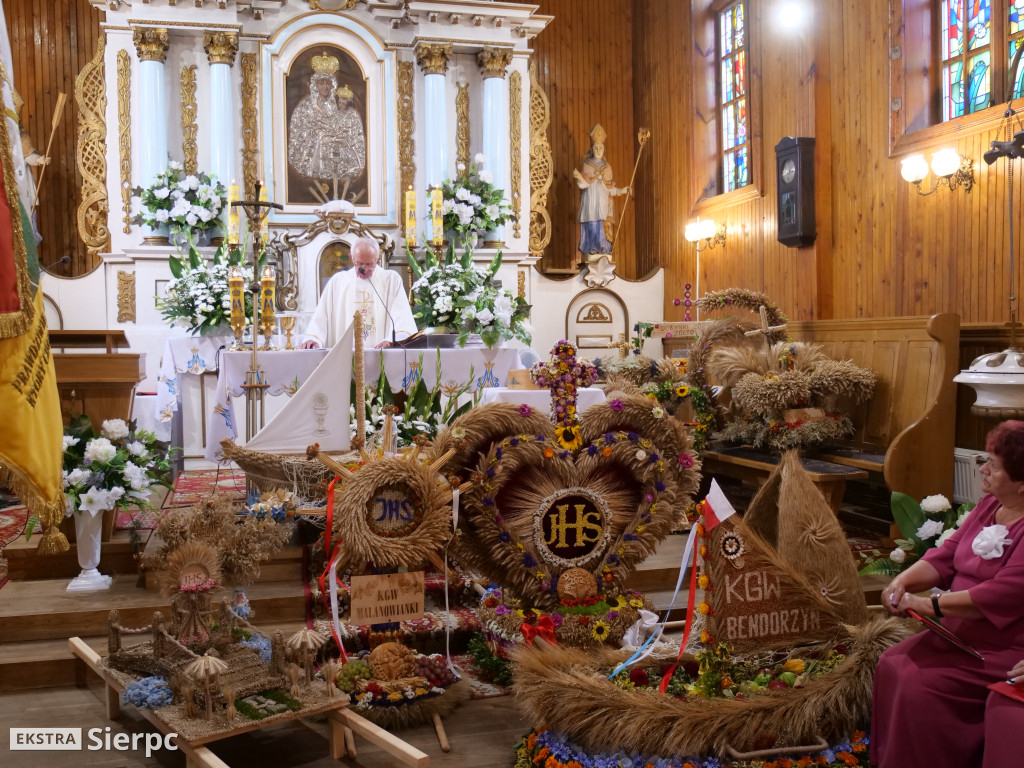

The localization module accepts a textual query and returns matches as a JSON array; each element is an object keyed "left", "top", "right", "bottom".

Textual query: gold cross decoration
[
  {"left": 608, "top": 332, "right": 631, "bottom": 359},
  {"left": 743, "top": 305, "right": 788, "bottom": 348}
]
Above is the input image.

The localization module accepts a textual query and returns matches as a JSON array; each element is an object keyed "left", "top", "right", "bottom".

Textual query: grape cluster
[
  {"left": 335, "top": 659, "right": 371, "bottom": 693},
  {"left": 413, "top": 654, "right": 458, "bottom": 688}
]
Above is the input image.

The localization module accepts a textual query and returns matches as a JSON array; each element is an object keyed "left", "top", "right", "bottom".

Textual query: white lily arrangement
[
  {"left": 437, "top": 154, "right": 515, "bottom": 236},
  {"left": 59, "top": 416, "right": 173, "bottom": 521},
  {"left": 132, "top": 161, "right": 226, "bottom": 237},
  {"left": 156, "top": 242, "right": 255, "bottom": 336},
  {"left": 859, "top": 492, "right": 975, "bottom": 576}
]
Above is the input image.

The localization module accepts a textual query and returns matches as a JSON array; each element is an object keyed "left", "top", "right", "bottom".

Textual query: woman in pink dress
[{"left": 871, "top": 420, "right": 1024, "bottom": 768}]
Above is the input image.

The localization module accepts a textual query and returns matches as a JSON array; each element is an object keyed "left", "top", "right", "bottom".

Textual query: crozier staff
[
  {"left": 301, "top": 237, "right": 415, "bottom": 350},
  {"left": 871, "top": 420, "right": 1024, "bottom": 768}
]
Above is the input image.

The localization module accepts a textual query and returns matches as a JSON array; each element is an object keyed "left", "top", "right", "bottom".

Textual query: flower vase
[
  {"left": 67, "top": 512, "right": 113, "bottom": 592},
  {"left": 462, "top": 231, "right": 479, "bottom": 250},
  {"left": 142, "top": 222, "right": 170, "bottom": 246},
  {"left": 170, "top": 230, "right": 192, "bottom": 251}
]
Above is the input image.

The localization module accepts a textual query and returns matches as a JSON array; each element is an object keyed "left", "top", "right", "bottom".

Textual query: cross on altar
[
  {"left": 608, "top": 333, "right": 631, "bottom": 359},
  {"left": 530, "top": 340, "right": 599, "bottom": 428},
  {"left": 744, "top": 305, "right": 788, "bottom": 348}
]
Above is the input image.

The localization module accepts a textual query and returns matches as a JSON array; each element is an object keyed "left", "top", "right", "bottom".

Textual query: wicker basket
[{"left": 220, "top": 439, "right": 361, "bottom": 501}]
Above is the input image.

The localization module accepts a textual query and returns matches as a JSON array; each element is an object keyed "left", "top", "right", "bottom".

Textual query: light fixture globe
[
  {"left": 900, "top": 154, "right": 929, "bottom": 183},
  {"left": 954, "top": 348, "right": 1024, "bottom": 418},
  {"left": 930, "top": 148, "right": 962, "bottom": 177}
]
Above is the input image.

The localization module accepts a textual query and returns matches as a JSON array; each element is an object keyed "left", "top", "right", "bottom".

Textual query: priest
[{"left": 301, "top": 237, "right": 416, "bottom": 349}]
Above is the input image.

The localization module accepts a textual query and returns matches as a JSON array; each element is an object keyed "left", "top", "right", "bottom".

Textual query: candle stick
[
  {"left": 229, "top": 266, "right": 244, "bottom": 323},
  {"left": 405, "top": 185, "right": 417, "bottom": 246},
  {"left": 260, "top": 265, "right": 276, "bottom": 323},
  {"left": 430, "top": 186, "right": 443, "bottom": 246},
  {"left": 258, "top": 186, "right": 270, "bottom": 239},
  {"left": 227, "top": 181, "right": 240, "bottom": 245}
]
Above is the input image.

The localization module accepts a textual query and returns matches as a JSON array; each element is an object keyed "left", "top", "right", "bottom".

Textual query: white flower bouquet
[
  {"left": 59, "top": 416, "right": 173, "bottom": 523},
  {"left": 437, "top": 154, "right": 515, "bottom": 237},
  {"left": 132, "top": 161, "right": 226, "bottom": 237},
  {"left": 859, "top": 492, "right": 975, "bottom": 576},
  {"left": 156, "top": 242, "right": 254, "bottom": 336},
  {"left": 408, "top": 242, "right": 531, "bottom": 349}
]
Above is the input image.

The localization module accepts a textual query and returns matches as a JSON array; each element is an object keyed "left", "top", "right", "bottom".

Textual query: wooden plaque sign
[
  {"left": 708, "top": 520, "right": 832, "bottom": 650},
  {"left": 349, "top": 571, "right": 425, "bottom": 625}
]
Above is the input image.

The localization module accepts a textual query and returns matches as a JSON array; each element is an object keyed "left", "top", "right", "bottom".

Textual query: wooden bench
[
  {"left": 702, "top": 446, "right": 868, "bottom": 514},
  {"left": 786, "top": 313, "right": 960, "bottom": 511}
]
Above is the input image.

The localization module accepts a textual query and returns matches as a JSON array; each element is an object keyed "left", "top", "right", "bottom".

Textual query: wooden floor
[{"left": 0, "top": 682, "right": 529, "bottom": 767}]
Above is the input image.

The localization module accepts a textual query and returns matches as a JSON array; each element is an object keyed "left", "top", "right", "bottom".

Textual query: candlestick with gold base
[{"left": 240, "top": 282, "right": 270, "bottom": 441}]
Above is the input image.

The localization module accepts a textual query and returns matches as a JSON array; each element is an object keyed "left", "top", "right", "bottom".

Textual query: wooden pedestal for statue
[{"left": 50, "top": 330, "right": 146, "bottom": 428}]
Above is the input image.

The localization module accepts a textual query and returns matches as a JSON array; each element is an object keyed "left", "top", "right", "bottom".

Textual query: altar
[{"left": 205, "top": 346, "right": 522, "bottom": 463}]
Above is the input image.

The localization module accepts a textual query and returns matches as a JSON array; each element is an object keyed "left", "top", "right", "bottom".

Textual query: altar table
[
  {"left": 207, "top": 346, "right": 522, "bottom": 462},
  {"left": 476, "top": 386, "right": 606, "bottom": 417}
]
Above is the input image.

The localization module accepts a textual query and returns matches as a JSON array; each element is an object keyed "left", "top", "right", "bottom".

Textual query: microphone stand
[{"left": 359, "top": 266, "right": 397, "bottom": 346}]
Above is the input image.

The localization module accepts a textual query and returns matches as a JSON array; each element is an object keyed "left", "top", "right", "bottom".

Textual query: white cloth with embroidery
[
  {"left": 153, "top": 332, "right": 233, "bottom": 440},
  {"left": 205, "top": 346, "right": 522, "bottom": 462},
  {"left": 476, "top": 386, "right": 606, "bottom": 417},
  {"left": 304, "top": 268, "right": 416, "bottom": 348}
]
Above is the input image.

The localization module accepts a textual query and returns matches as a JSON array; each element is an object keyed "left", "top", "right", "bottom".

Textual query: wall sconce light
[
  {"left": 900, "top": 148, "right": 975, "bottom": 196},
  {"left": 683, "top": 219, "right": 727, "bottom": 320},
  {"left": 684, "top": 219, "right": 727, "bottom": 252}
]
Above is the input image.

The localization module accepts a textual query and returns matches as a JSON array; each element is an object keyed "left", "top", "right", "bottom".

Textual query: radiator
[{"left": 953, "top": 448, "right": 988, "bottom": 504}]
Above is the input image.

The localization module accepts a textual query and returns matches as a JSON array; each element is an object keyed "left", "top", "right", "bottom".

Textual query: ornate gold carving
[
  {"left": 307, "top": 0, "right": 357, "bottom": 9},
  {"left": 180, "top": 65, "right": 198, "bottom": 175},
  {"left": 517, "top": 270, "right": 525, "bottom": 300},
  {"left": 76, "top": 37, "right": 109, "bottom": 261},
  {"left": 510, "top": 69, "right": 522, "bottom": 239},
  {"left": 132, "top": 28, "right": 169, "bottom": 63},
  {"left": 415, "top": 43, "right": 452, "bottom": 76},
  {"left": 397, "top": 60, "right": 415, "bottom": 206},
  {"left": 456, "top": 82, "right": 470, "bottom": 177},
  {"left": 241, "top": 53, "right": 259, "bottom": 197},
  {"left": 203, "top": 31, "right": 238, "bottom": 66},
  {"left": 578, "top": 303, "right": 612, "bottom": 323},
  {"left": 117, "top": 270, "right": 136, "bottom": 323},
  {"left": 528, "top": 62, "right": 553, "bottom": 258},
  {"left": 477, "top": 46, "right": 512, "bottom": 79},
  {"left": 117, "top": 50, "right": 132, "bottom": 234}
]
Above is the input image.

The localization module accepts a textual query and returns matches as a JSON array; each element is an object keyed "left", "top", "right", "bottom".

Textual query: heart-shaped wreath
[{"left": 441, "top": 396, "right": 700, "bottom": 610}]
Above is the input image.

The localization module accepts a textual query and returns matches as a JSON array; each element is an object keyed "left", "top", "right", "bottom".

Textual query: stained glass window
[
  {"left": 942, "top": 0, "right": 992, "bottom": 119},
  {"left": 1010, "top": 2, "right": 1024, "bottom": 97},
  {"left": 718, "top": 1, "right": 749, "bottom": 192}
]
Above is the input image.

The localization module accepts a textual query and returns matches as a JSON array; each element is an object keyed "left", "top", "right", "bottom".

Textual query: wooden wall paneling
[
  {"left": 7, "top": 0, "right": 102, "bottom": 277},
  {"left": 530, "top": 0, "right": 636, "bottom": 278}
]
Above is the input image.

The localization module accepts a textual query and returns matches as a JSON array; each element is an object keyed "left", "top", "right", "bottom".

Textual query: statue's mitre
[
  {"left": 590, "top": 123, "right": 608, "bottom": 144},
  {"left": 311, "top": 50, "right": 340, "bottom": 75},
  {"left": 336, "top": 84, "right": 354, "bottom": 100}
]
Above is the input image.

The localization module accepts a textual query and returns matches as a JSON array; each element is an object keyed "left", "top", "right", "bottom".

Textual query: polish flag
[{"left": 702, "top": 479, "right": 737, "bottom": 531}]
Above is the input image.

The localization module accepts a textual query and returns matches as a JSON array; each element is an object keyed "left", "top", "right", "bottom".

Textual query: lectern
[{"left": 49, "top": 330, "right": 146, "bottom": 427}]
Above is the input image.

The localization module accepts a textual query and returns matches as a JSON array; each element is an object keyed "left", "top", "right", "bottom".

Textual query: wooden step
[
  {"left": 0, "top": 621, "right": 308, "bottom": 694},
  {"left": 625, "top": 532, "right": 687, "bottom": 593},
  {"left": 3, "top": 528, "right": 150, "bottom": 581},
  {"left": 0, "top": 575, "right": 307, "bottom": 643}
]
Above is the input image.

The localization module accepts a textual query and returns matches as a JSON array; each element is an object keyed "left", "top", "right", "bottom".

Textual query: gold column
[
  {"left": 203, "top": 30, "right": 239, "bottom": 66},
  {"left": 414, "top": 43, "right": 452, "bottom": 75},
  {"left": 132, "top": 28, "right": 169, "bottom": 63},
  {"left": 476, "top": 47, "right": 512, "bottom": 80}
]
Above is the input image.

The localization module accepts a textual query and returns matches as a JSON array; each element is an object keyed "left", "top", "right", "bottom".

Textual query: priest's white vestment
[{"left": 305, "top": 268, "right": 416, "bottom": 347}]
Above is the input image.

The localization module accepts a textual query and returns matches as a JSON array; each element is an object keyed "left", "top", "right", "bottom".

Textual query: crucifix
[
  {"left": 743, "top": 305, "right": 788, "bottom": 349},
  {"left": 530, "top": 341, "right": 598, "bottom": 430},
  {"left": 608, "top": 332, "right": 631, "bottom": 359}
]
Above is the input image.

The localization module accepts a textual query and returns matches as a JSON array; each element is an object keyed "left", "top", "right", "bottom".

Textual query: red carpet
[
  {"left": 165, "top": 468, "right": 247, "bottom": 508},
  {"left": 0, "top": 504, "right": 28, "bottom": 550}
]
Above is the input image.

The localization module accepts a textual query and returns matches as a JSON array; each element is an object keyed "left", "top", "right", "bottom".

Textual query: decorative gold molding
[
  {"left": 76, "top": 37, "right": 109, "bottom": 261},
  {"left": 180, "top": 65, "right": 198, "bottom": 176},
  {"left": 307, "top": 0, "right": 358, "bottom": 9},
  {"left": 455, "top": 82, "right": 470, "bottom": 177},
  {"left": 517, "top": 270, "right": 525, "bottom": 300},
  {"left": 203, "top": 30, "right": 238, "bottom": 66},
  {"left": 528, "top": 62, "right": 553, "bottom": 259},
  {"left": 116, "top": 270, "right": 136, "bottom": 323},
  {"left": 477, "top": 46, "right": 512, "bottom": 79},
  {"left": 240, "top": 52, "right": 259, "bottom": 197},
  {"left": 397, "top": 60, "right": 415, "bottom": 206},
  {"left": 510, "top": 70, "right": 522, "bottom": 239},
  {"left": 414, "top": 43, "right": 452, "bottom": 75},
  {"left": 132, "top": 27, "right": 169, "bottom": 63},
  {"left": 117, "top": 49, "right": 132, "bottom": 235}
]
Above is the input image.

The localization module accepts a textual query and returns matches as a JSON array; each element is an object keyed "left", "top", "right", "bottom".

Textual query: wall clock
[{"left": 775, "top": 136, "right": 816, "bottom": 247}]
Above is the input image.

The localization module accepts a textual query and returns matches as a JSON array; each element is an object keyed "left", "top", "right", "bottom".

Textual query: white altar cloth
[
  {"left": 153, "top": 332, "right": 233, "bottom": 441},
  {"left": 477, "top": 387, "right": 606, "bottom": 417},
  {"left": 207, "top": 346, "right": 522, "bottom": 462}
]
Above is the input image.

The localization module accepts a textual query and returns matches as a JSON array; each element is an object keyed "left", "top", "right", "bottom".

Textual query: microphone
[
  {"left": 42, "top": 255, "right": 71, "bottom": 270},
  {"left": 358, "top": 266, "right": 397, "bottom": 345}
]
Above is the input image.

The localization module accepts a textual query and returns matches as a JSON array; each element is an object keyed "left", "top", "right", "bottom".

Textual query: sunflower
[
  {"left": 675, "top": 384, "right": 690, "bottom": 398},
  {"left": 555, "top": 424, "right": 582, "bottom": 450},
  {"left": 591, "top": 620, "right": 611, "bottom": 641},
  {"left": 605, "top": 595, "right": 625, "bottom": 610},
  {"left": 628, "top": 597, "right": 644, "bottom": 608}
]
